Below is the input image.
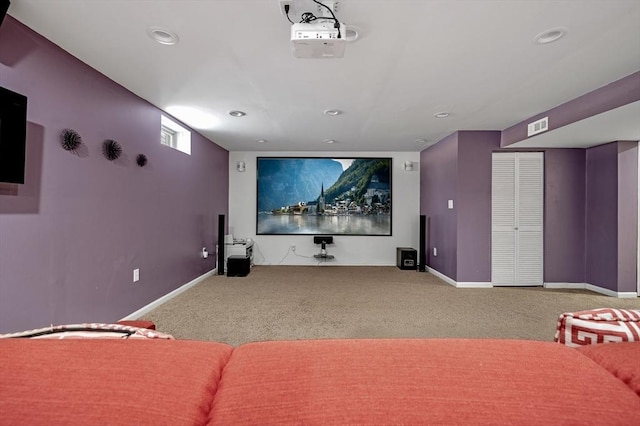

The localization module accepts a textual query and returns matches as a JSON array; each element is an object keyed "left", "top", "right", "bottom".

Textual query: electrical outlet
[
  {"left": 291, "top": 243, "right": 296, "bottom": 252},
  {"left": 433, "top": 247, "right": 437, "bottom": 257},
  {"left": 133, "top": 268, "right": 140, "bottom": 282},
  {"left": 278, "top": 0, "right": 294, "bottom": 16}
]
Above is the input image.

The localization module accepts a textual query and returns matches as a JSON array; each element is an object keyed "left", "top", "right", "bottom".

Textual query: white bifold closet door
[{"left": 491, "top": 152, "right": 544, "bottom": 286}]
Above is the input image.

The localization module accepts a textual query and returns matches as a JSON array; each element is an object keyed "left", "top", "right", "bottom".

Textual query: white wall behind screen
[{"left": 228, "top": 151, "right": 421, "bottom": 266}]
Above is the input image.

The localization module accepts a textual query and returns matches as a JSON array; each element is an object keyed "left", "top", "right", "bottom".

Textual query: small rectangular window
[
  {"left": 160, "top": 115, "right": 191, "bottom": 155},
  {"left": 161, "top": 125, "right": 178, "bottom": 148}
]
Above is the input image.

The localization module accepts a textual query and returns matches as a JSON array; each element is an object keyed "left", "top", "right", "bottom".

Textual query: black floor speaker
[
  {"left": 227, "top": 255, "right": 250, "bottom": 277},
  {"left": 397, "top": 247, "right": 417, "bottom": 270},
  {"left": 217, "top": 214, "right": 225, "bottom": 275},
  {"left": 419, "top": 214, "right": 426, "bottom": 272}
]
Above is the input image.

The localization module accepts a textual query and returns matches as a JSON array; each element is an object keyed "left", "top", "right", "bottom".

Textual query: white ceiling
[{"left": 7, "top": 0, "right": 640, "bottom": 152}]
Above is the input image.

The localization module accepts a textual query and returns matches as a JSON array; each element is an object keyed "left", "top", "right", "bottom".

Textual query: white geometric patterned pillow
[
  {"left": 554, "top": 308, "right": 640, "bottom": 347},
  {"left": 0, "top": 323, "right": 174, "bottom": 340}
]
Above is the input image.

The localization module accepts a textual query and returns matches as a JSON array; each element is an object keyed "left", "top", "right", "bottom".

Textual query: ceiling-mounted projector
[{"left": 291, "top": 21, "right": 346, "bottom": 58}]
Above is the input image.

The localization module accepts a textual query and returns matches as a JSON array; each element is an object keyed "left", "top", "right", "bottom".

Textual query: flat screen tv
[
  {"left": 257, "top": 157, "right": 392, "bottom": 236},
  {"left": 0, "top": 86, "right": 27, "bottom": 184},
  {"left": 0, "top": 1, "right": 9, "bottom": 28}
]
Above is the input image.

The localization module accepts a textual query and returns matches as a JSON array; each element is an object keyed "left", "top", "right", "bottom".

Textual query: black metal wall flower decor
[
  {"left": 102, "top": 139, "right": 122, "bottom": 161},
  {"left": 60, "top": 129, "right": 82, "bottom": 152},
  {"left": 136, "top": 154, "right": 148, "bottom": 167}
]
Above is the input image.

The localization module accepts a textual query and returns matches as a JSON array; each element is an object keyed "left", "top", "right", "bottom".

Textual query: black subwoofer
[
  {"left": 396, "top": 247, "right": 417, "bottom": 270},
  {"left": 227, "top": 255, "right": 250, "bottom": 277}
]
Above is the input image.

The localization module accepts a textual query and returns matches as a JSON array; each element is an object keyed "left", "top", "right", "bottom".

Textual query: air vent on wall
[{"left": 527, "top": 116, "right": 549, "bottom": 137}]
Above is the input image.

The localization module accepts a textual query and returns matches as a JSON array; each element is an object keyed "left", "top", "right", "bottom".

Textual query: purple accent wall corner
[
  {"left": 0, "top": 17, "right": 229, "bottom": 333},
  {"left": 617, "top": 142, "right": 638, "bottom": 292},
  {"left": 456, "top": 131, "right": 501, "bottom": 282},
  {"left": 585, "top": 143, "right": 619, "bottom": 291},
  {"left": 420, "top": 132, "right": 458, "bottom": 280},
  {"left": 543, "top": 149, "right": 586, "bottom": 283},
  {"left": 422, "top": 135, "right": 600, "bottom": 287}
]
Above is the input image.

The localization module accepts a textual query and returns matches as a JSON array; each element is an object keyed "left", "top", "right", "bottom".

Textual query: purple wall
[
  {"left": 617, "top": 142, "right": 638, "bottom": 292},
  {"left": 584, "top": 141, "right": 639, "bottom": 293},
  {"left": 456, "top": 131, "right": 501, "bottom": 282},
  {"left": 420, "top": 132, "right": 458, "bottom": 280},
  {"left": 501, "top": 72, "right": 640, "bottom": 147},
  {"left": 544, "top": 149, "right": 586, "bottom": 282},
  {"left": 585, "top": 143, "right": 619, "bottom": 291},
  {"left": 0, "top": 18, "right": 229, "bottom": 333},
  {"left": 421, "top": 132, "right": 593, "bottom": 284}
]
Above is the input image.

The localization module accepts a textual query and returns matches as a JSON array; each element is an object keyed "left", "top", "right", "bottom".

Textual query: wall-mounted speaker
[
  {"left": 419, "top": 214, "right": 426, "bottom": 272},
  {"left": 217, "top": 214, "right": 225, "bottom": 275}
]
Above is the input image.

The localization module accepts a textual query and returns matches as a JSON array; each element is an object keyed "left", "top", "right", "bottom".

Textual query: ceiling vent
[{"left": 527, "top": 116, "right": 549, "bottom": 137}]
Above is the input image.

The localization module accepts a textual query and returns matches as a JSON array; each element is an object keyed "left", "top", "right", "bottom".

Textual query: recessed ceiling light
[
  {"left": 534, "top": 27, "right": 568, "bottom": 44},
  {"left": 415, "top": 138, "right": 428, "bottom": 144},
  {"left": 434, "top": 112, "right": 450, "bottom": 118},
  {"left": 324, "top": 139, "right": 336, "bottom": 144},
  {"left": 228, "top": 110, "right": 246, "bottom": 117},
  {"left": 147, "top": 27, "right": 179, "bottom": 45},
  {"left": 324, "top": 109, "right": 343, "bottom": 116},
  {"left": 256, "top": 139, "right": 267, "bottom": 143}
]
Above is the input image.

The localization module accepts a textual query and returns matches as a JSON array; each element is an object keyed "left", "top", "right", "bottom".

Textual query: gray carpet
[{"left": 143, "top": 266, "right": 640, "bottom": 346}]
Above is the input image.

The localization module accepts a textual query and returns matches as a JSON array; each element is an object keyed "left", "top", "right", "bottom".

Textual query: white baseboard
[
  {"left": 456, "top": 281, "right": 493, "bottom": 288},
  {"left": 427, "top": 276, "right": 638, "bottom": 296},
  {"left": 545, "top": 282, "right": 639, "bottom": 298},
  {"left": 544, "top": 282, "right": 586, "bottom": 290},
  {"left": 427, "top": 267, "right": 493, "bottom": 288},
  {"left": 585, "top": 283, "right": 638, "bottom": 298},
  {"left": 427, "top": 267, "right": 456, "bottom": 286},
  {"left": 120, "top": 269, "right": 217, "bottom": 320}
]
